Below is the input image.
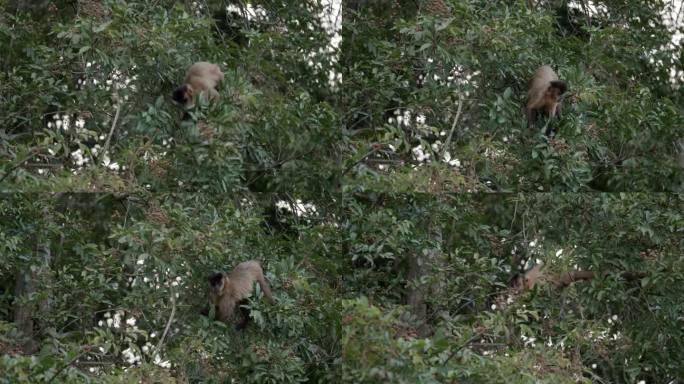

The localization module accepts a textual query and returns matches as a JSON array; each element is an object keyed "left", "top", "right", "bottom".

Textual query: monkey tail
[
  {"left": 557, "top": 270, "right": 595, "bottom": 288},
  {"left": 257, "top": 275, "right": 274, "bottom": 304}
]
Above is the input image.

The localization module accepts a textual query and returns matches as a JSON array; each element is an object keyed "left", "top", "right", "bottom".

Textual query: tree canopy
[{"left": 1, "top": 0, "right": 683, "bottom": 383}]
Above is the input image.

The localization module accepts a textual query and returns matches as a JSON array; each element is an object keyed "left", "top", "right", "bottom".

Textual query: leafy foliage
[
  {"left": 342, "top": 0, "right": 684, "bottom": 192},
  {"left": 1, "top": 0, "right": 684, "bottom": 383}
]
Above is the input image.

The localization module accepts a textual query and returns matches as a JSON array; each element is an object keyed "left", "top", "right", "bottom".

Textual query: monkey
[
  {"left": 171, "top": 62, "right": 224, "bottom": 107},
  {"left": 511, "top": 263, "right": 647, "bottom": 291},
  {"left": 512, "top": 263, "right": 544, "bottom": 290},
  {"left": 206, "top": 260, "right": 274, "bottom": 330},
  {"left": 511, "top": 263, "right": 589, "bottom": 290},
  {"left": 525, "top": 65, "right": 568, "bottom": 135}
]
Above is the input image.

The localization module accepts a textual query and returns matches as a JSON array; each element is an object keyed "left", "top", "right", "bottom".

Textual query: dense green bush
[
  {"left": 1, "top": 0, "right": 683, "bottom": 383},
  {"left": 342, "top": 0, "right": 684, "bottom": 192}
]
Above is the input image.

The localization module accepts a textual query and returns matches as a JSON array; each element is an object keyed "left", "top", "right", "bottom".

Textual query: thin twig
[
  {"left": 341, "top": 146, "right": 380, "bottom": 176},
  {"left": 0, "top": 148, "right": 40, "bottom": 184},
  {"left": 443, "top": 334, "right": 482, "bottom": 364},
  {"left": 442, "top": 96, "right": 463, "bottom": 158},
  {"left": 509, "top": 199, "right": 519, "bottom": 232},
  {"left": 47, "top": 349, "right": 88, "bottom": 383},
  {"left": 156, "top": 291, "right": 176, "bottom": 355},
  {"left": 100, "top": 98, "right": 122, "bottom": 165},
  {"left": 245, "top": 149, "right": 316, "bottom": 187},
  {"left": 23, "top": 162, "right": 62, "bottom": 168}
]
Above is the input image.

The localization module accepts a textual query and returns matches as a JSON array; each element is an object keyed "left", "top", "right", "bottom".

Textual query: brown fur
[
  {"left": 172, "top": 62, "right": 224, "bottom": 107},
  {"left": 521, "top": 263, "right": 544, "bottom": 290},
  {"left": 526, "top": 65, "right": 568, "bottom": 132},
  {"left": 209, "top": 260, "right": 274, "bottom": 326},
  {"left": 514, "top": 265, "right": 646, "bottom": 291}
]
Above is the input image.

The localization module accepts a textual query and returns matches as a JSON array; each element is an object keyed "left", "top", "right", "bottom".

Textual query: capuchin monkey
[
  {"left": 511, "top": 263, "right": 646, "bottom": 291},
  {"left": 172, "top": 62, "right": 224, "bottom": 107},
  {"left": 206, "top": 260, "right": 274, "bottom": 330},
  {"left": 526, "top": 65, "right": 568, "bottom": 135}
]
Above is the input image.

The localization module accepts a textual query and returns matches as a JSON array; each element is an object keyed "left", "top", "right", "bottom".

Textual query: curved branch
[
  {"left": 0, "top": 148, "right": 40, "bottom": 184},
  {"left": 556, "top": 270, "right": 648, "bottom": 289},
  {"left": 48, "top": 347, "right": 89, "bottom": 383},
  {"left": 442, "top": 96, "right": 463, "bottom": 158},
  {"left": 556, "top": 271, "right": 595, "bottom": 288},
  {"left": 156, "top": 291, "right": 176, "bottom": 355},
  {"left": 99, "top": 99, "right": 122, "bottom": 165}
]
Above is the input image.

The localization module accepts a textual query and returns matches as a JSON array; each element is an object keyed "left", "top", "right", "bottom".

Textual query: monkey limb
[
  {"left": 172, "top": 62, "right": 224, "bottom": 107},
  {"left": 517, "top": 265, "right": 648, "bottom": 291},
  {"left": 526, "top": 65, "right": 568, "bottom": 133},
  {"left": 556, "top": 270, "right": 648, "bottom": 288},
  {"left": 208, "top": 260, "right": 273, "bottom": 327},
  {"left": 555, "top": 270, "right": 595, "bottom": 288}
]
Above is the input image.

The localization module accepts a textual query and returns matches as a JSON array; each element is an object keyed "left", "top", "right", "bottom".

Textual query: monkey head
[
  {"left": 547, "top": 81, "right": 568, "bottom": 102},
  {"left": 208, "top": 272, "right": 225, "bottom": 293},
  {"left": 171, "top": 84, "right": 195, "bottom": 105},
  {"left": 509, "top": 273, "right": 523, "bottom": 290}
]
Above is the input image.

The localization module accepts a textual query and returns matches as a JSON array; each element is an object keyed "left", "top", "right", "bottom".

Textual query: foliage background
[
  {"left": 342, "top": 0, "right": 684, "bottom": 192},
  {"left": 1, "top": 0, "right": 683, "bottom": 383}
]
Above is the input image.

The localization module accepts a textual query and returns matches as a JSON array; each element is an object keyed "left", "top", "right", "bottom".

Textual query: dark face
[
  {"left": 549, "top": 81, "right": 568, "bottom": 101},
  {"left": 171, "top": 85, "right": 189, "bottom": 104},
  {"left": 208, "top": 272, "right": 224, "bottom": 289},
  {"left": 510, "top": 274, "right": 524, "bottom": 289}
]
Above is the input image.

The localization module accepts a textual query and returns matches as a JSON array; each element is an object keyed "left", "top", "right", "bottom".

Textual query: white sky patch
[
  {"left": 101, "top": 154, "right": 120, "bottom": 171},
  {"left": 442, "top": 151, "right": 460, "bottom": 167},
  {"left": 301, "top": 0, "right": 341, "bottom": 88},
  {"left": 122, "top": 347, "right": 141, "bottom": 365},
  {"left": 70, "top": 148, "right": 89, "bottom": 167},
  {"left": 275, "top": 199, "right": 318, "bottom": 217},
  {"left": 568, "top": 0, "right": 607, "bottom": 16},
  {"left": 570, "top": 0, "right": 683, "bottom": 86},
  {"left": 47, "top": 63, "right": 137, "bottom": 173},
  {"left": 399, "top": 110, "right": 411, "bottom": 126},
  {"left": 153, "top": 354, "right": 172, "bottom": 369},
  {"left": 112, "top": 310, "right": 123, "bottom": 329},
  {"left": 225, "top": 1, "right": 341, "bottom": 88},
  {"left": 320, "top": 0, "right": 341, "bottom": 52},
  {"left": 521, "top": 334, "right": 536, "bottom": 348},
  {"left": 412, "top": 144, "right": 431, "bottom": 163},
  {"left": 663, "top": 0, "right": 684, "bottom": 85},
  {"left": 431, "top": 140, "right": 441, "bottom": 152},
  {"left": 226, "top": 3, "right": 268, "bottom": 19},
  {"left": 483, "top": 147, "right": 506, "bottom": 160}
]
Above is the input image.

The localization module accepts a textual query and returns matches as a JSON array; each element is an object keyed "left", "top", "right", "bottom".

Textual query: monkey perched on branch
[
  {"left": 512, "top": 263, "right": 647, "bottom": 291},
  {"left": 489, "top": 262, "right": 649, "bottom": 311},
  {"left": 172, "top": 62, "right": 224, "bottom": 107},
  {"left": 525, "top": 65, "right": 568, "bottom": 135},
  {"left": 206, "top": 260, "right": 274, "bottom": 330}
]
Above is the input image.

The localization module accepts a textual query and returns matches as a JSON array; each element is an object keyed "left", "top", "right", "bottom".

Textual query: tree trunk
[
  {"left": 407, "top": 250, "right": 428, "bottom": 336},
  {"left": 407, "top": 219, "right": 443, "bottom": 337},
  {"left": 13, "top": 270, "right": 35, "bottom": 339},
  {"left": 36, "top": 234, "right": 52, "bottom": 316},
  {"left": 13, "top": 207, "right": 52, "bottom": 353}
]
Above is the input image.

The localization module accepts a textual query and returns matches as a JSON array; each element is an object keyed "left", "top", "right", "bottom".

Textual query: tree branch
[
  {"left": 556, "top": 270, "right": 648, "bottom": 289},
  {"left": 341, "top": 145, "right": 381, "bottom": 176},
  {"left": 0, "top": 148, "right": 40, "bottom": 184},
  {"left": 100, "top": 99, "right": 122, "bottom": 165},
  {"left": 442, "top": 96, "right": 463, "bottom": 158},
  {"left": 156, "top": 291, "right": 176, "bottom": 355},
  {"left": 47, "top": 347, "right": 90, "bottom": 383}
]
